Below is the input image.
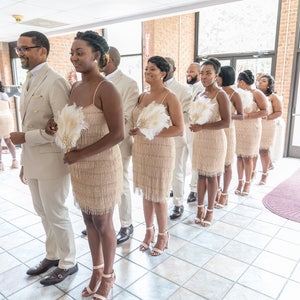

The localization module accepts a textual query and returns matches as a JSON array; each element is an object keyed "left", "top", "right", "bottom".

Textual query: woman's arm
[
  {"left": 267, "top": 93, "right": 283, "bottom": 120},
  {"left": 231, "top": 91, "right": 243, "bottom": 120},
  {"left": 244, "top": 89, "right": 267, "bottom": 119},
  {"left": 157, "top": 93, "right": 184, "bottom": 137}
]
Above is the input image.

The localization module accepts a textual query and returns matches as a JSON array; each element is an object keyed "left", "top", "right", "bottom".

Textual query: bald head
[{"left": 109, "top": 46, "right": 121, "bottom": 67}]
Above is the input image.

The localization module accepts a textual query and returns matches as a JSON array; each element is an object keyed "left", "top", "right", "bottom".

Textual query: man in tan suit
[
  {"left": 10, "top": 31, "right": 77, "bottom": 286},
  {"left": 185, "top": 62, "right": 203, "bottom": 203},
  {"left": 101, "top": 46, "right": 139, "bottom": 244},
  {"left": 164, "top": 57, "right": 193, "bottom": 219}
]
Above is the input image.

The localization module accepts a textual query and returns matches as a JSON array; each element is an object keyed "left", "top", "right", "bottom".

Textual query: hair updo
[
  {"left": 219, "top": 66, "right": 236, "bottom": 86},
  {"left": 74, "top": 30, "right": 109, "bottom": 68},
  {"left": 148, "top": 56, "right": 170, "bottom": 80},
  {"left": 260, "top": 74, "right": 275, "bottom": 96},
  {"left": 237, "top": 70, "right": 255, "bottom": 85},
  {"left": 201, "top": 57, "right": 221, "bottom": 75}
]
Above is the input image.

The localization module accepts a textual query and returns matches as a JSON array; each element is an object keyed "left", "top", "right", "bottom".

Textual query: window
[
  {"left": 105, "top": 21, "right": 142, "bottom": 92},
  {"left": 198, "top": 0, "right": 279, "bottom": 55}
]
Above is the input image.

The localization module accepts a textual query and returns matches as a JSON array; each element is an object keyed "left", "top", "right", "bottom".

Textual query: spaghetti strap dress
[
  {"left": 224, "top": 91, "right": 237, "bottom": 166},
  {"left": 132, "top": 92, "right": 175, "bottom": 203},
  {"left": 69, "top": 80, "right": 123, "bottom": 215},
  {"left": 260, "top": 96, "right": 276, "bottom": 150},
  {"left": 0, "top": 93, "right": 14, "bottom": 139},
  {"left": 235, "top": 94, "right": 262, "bottom": 158},
  {"left": 192, "top": 92, "right": 227, "bottom": 177}
]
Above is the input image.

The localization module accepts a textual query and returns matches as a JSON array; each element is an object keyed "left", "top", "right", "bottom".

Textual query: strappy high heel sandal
[
  {"left": 92, "top": 271, "right": 116, "bottom": 300},
  {"left": 82, "top": 264, "right": 104, "bottom": 297},
  {"left": 259, "top": 173, "right": 268, "bottom": 185},
  {"left": 151, "top": 231, "right": 169, "bottom": 256},
  {"left": 215, "top": 188, "right": 222, "bottom": 204},
  {"left": 139, "top": 225, "right": 155, "bottom": 251},
  {"left": 234, "top": 179, "right": 243, "bottom": 195},
  {"left": 241, "top": 181, "right": 250, "bottom": 196},
  {"left": 194, "top": 204, "right": 205, "bottom": 224},
  {"left": 201, "top": 207, "right": 213, "bottom": 227},
  {"left": 215, "top": 193, "right": 228, "bottom": 209}
]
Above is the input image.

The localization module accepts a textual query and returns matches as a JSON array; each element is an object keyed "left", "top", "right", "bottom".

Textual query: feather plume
[
  {"left": 236, "top": 88, "right": 253, "bottom": 112},
  {"left": 55, "top": 104, "right": 88, "bottom": 152},
  {"left": 189, "top": 96, "right": 215, "bottom": 125},
  {"left": 137, "top": 101, "right": 170, "bottom": 140}
]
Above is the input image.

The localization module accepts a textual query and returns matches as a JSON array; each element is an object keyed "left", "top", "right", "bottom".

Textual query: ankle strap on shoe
[
  {"left": 93, "top": 264, "right": 104, "bottom": 270},
  {"left": 158, "top": 231, "right": 168, "bottom": 236},
  {"left": 197, "top": 204, "right": 204, "bottom": 208},
  {"left": 102, "top": 271, "right": 114, "bottom": 278},
  {"left": 146, "top": 225, "right": 154, "bottom": 230}
]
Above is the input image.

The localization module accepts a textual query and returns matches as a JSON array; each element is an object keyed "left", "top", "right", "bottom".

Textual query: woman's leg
[
  {"left": 82, "top": 211, "right": 104, "bottom": 294},
  {"left": 259, "top": 149, "right": 269, "bottom": 184},
  {"left": 242, "top": 157, "right": 253, "bottom": 195},
  {"left": 235, "top": 156, "right": 244, "bottom": 194},
  {"left": 215, "top": 165, "right": 231, "bottom": 208},
  {"left": 195, "top": 175, "right": 206, "bottom": 222},
  {"left": 151, "top": 201, "right": 168, "bottom": 255},
  {"left": 92, "top": 211, "right": 116, "bottom": 299},
  {"left": 139, "top": 198, "right": 155, "bottom": 251},
  {"left": 202, "top": 176, "right": 217, "bottom": 226}
]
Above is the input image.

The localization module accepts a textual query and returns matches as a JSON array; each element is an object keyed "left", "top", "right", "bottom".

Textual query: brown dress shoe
[
  {"left": 40, "top": 264, "right": 78, "bottom": 286},
  {"left": 26, "top": 258, "right": 59, "bottom": 276}
]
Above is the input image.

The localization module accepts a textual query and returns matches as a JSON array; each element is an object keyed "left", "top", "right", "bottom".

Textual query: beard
[{"left": 187, "top": 75, "right": 198, "bottom": 85}]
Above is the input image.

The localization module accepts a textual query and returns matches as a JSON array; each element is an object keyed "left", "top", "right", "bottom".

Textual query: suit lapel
[{"left": 21, "top": 65, "right": 49, "bottom": 121}]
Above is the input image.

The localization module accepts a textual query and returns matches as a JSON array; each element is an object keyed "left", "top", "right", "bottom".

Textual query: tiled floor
[{"left": 1, "top": 148, "right": 300, "bottom": 300}]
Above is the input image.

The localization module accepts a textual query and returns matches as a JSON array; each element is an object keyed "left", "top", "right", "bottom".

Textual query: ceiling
[{"left": 0, "top": 0, "right": 238, "bottom": 43}]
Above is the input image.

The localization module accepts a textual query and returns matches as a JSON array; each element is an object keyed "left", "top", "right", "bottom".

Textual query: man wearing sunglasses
[{"left": 10, "top": 31, "right": 77, "bottom": 286}]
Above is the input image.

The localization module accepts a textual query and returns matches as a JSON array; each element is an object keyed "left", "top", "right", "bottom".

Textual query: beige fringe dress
[
  {"left": 192, "top": 93, "right": 227, "bottom": 177},
  {"left": 70, "top": 81, "right": 123, "bottom": 215},
  {"left": 224, "top": 92, "right": 237, "bottom": 166},
  {"left": 235, "top": 97, "right": 262, "bottom": 158},
  {"left": 260, "top": 96, "right": 276, "bottom": 150},
  {"left": 132, "top": 93, "right": 175, "bottom": 203},
  {"left": 0, "top": 93, "right": 14, "bottom": 138}
]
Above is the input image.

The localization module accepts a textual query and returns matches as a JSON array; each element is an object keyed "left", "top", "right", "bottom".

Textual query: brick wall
[
  {"left": 275, "top": 0, "right": 299, "bottom": 122},
  {"left": 143, "top": 14, "right": 195, "bottom": 86}
]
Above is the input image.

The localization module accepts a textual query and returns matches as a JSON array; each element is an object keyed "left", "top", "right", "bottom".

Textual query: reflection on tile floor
[{"left": 1, "top": 148, "right": 300, "bottom": 299}]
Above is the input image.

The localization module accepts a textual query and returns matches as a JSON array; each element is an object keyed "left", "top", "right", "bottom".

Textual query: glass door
[{"left": 288, "top": 54, "right": 300, "bottom": 158}]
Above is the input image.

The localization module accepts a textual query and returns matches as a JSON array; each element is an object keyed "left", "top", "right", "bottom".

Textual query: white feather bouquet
[
  {"left": 137, "top": 101, "right": 170, "bottom": 140},
  {"left": 55, "top": 104, "right": 88, "bottom": 152},
  {"left": 189, "top": 96, "right": 215, "bottom": 125},
  {"left": 236, "top": 88, "right": 253, "bottom": 113}
]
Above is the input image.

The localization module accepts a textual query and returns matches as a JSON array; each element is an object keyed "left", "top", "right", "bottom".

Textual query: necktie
[{"left": 24, "top": 71, "right": 32, "bottom": 91}]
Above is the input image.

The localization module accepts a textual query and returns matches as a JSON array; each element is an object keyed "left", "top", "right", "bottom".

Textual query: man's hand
[{"left": 10, "top": 132, "right": 26, "bottom": 145}]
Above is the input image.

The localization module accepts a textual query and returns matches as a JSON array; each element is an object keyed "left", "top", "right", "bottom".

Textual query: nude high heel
[
  {"left": 139, "top": 225, "right": 155, "bottom": 251},
  {"left": 215, "top": 193, "right": 228, "bottom": 209},
  {"left": 259, "top": 173, "right": 268, "bottom": 185},
  {"left": 194, "top": 204, "right": 205, "bottom": 224},
  {"left": 92, "top": 271, "right": 116, "bottom": 300},
  {"left": 201, "top": 207, "right": 213, "bottom": 227},
  {"left": 82, "top": 264, "right": 104, "bottom": 297},
  {"left": 151, "top": 231, "right": 169, "bottom": 256},
  {"left": 235, "top": 179, "right": 243, "bottom": 195},
  {"left": 241, "top": 181, "right": 250, "bottom": 196}
]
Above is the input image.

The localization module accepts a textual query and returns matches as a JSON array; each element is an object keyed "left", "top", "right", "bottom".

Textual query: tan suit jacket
[
  {"left": 109, "top": 69, "right": 139, "bottom": 156},
  {"left": 20, "top": 63, "right": 70, "bottom": 179}
]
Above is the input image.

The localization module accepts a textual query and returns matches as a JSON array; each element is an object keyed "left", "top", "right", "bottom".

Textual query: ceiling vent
[{"left": 21, "top": 18, "right": 69, "bottom": 28}]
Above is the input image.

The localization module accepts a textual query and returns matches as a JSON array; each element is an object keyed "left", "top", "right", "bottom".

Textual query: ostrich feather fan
[
  {"left": 55, "top": 104, "right": 88, "bottom": 152},
  {"left": 189, "top": 96, "right": 215, "bottom": 125},
  {"left": 137, "top": 101, "right": 170, "bottom": 140}
]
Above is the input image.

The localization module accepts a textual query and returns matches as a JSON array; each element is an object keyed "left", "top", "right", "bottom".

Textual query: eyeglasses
[{"left": 15, "top": 46, "right": 41, "bottom": 54}]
